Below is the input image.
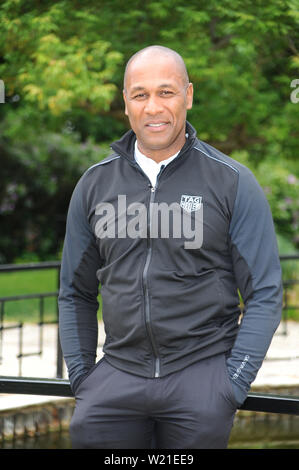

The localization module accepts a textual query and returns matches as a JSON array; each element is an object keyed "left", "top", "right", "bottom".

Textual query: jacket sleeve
[
  {"left": 58, "top": 175, "right": 102, "bottom": 393},
  {"left": 226, "top": 166, "right": 283, "bottom": 406}
]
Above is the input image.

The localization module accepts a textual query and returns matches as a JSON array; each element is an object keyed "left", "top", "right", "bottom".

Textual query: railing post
[
  {"left": 56, "top": 333, "right": 63, "bottom": 378},
  {"left": 283, "top": 284, "right": 288, "bottom": 335},
  {"left": 17, "top": 322, "right": 23, "bottom": 377},
  {"left": 0, "top": 301, "right": 4, "bottom": 365},
  {"left": 56, "top": 265, "right": 63, "bottom": 378}
]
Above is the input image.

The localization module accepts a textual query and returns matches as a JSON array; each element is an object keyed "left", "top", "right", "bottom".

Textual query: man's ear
[
  {"left": 123, "top": 89, "right": 128, "bottom": 116},
  {"left": 186, "top": 83, "right": 193, "bottom": 110}
]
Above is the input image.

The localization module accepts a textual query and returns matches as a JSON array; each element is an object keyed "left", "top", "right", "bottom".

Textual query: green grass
[
  {"left": 0, "top": 269, "right": 58, "bottom": 323},
  {"left": 0, "top": 268, "right": 103, "bottom": 323}
]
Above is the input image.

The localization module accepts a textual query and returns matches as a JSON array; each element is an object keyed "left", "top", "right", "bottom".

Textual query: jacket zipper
[
  {"left": 142, "top": 183, "right": 161, "bottom": 378},
  {"left": 142, "top": 164, "right": 167, "bottom": 378}
]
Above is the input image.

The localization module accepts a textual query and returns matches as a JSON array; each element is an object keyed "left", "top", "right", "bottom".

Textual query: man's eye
[
  {"left": 160, "top": 90, "right": 174, "bottom": 96},
  {"left": 133, "top": 93, "right": 146, "bottom": 99}
]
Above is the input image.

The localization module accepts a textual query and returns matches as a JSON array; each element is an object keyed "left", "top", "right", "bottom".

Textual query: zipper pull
[{"left": 148, "top": 183, "right": 155, "bottom": 192}]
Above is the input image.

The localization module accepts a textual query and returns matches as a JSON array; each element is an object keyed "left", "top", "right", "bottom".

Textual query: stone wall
[{"left": 0, "top": 398, "right": 75, "bottom": 444}]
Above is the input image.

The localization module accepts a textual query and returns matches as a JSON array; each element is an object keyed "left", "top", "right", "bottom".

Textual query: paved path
[
  {"left": 253, "top": 321, "right": 299, "bottom": 389},
  {"left": 0, "top": 320, "right": 298, "bottom": 411}
]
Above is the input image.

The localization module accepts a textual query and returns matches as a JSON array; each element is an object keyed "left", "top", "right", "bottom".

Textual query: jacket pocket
[{"left": 152, "top": 268, "right": 225, "bottom": 345}]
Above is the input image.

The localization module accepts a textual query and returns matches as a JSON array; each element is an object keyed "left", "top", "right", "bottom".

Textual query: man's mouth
[{"left": 145, "top": 122, "right": 169, "bottom": 130}]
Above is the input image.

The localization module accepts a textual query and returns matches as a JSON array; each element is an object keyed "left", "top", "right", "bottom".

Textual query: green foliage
[
  {"left": 0, "top": 1, "right": 123, "bottom": 121},
  {"left": 0, "top": 119, "right": 110, "bottom": 262},
  {"left": 0, "top": 0, "right": 298, "bottom": 262},
  {"left": 231, "top": 150, "right": 299, "bottom": 246}
]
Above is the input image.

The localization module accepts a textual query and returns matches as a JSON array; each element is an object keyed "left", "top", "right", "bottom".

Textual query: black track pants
[{"left": 70, "top": 353, "right": 238, "bottom": 449}]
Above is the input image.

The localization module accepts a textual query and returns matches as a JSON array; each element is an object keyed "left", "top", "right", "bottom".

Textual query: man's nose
[{"left": 144, "top": 95, "right": 164, "bottom": 114}]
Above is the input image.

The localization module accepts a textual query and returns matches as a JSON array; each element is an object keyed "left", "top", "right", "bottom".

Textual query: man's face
[{"left": 123, "top": 53, "right": 193, "bottom": 161}]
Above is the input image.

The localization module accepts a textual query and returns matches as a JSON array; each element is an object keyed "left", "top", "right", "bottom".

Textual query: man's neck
[
  {"left": 136, "top": 139, "right": 185, "bottom": 163},
  {"left": 135, "top": 141, "right": 180, "bottom": 165}
]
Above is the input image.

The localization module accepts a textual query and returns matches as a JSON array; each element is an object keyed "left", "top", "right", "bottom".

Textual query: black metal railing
[
  {"left": 0, "top": 375, "right": 299, "bottom": 416},
  {"left": 0, "top": 292, "right": 58, "bottom": 376},
  {"left": 0, "top": 261, "right": 63, "bottom": 377},
  {"left": 0, "top": 255, "right": 298, "bottom": 419}
]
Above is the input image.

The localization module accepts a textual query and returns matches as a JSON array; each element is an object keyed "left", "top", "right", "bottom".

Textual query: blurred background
[
  {"left": 0, "top": 0, "right": 299, "bottom": 449},
  {"left": 0, "top": 0, "right": 298, "bottom": 265}
]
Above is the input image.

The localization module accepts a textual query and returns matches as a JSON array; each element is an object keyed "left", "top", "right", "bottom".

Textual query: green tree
[{"left": 0, "top": 0, "right": 298, "bottom": 262}]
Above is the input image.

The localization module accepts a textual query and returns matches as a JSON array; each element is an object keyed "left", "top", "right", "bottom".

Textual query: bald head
[{"left": 123, "top": 45, "right": 189, "bottom": 92}]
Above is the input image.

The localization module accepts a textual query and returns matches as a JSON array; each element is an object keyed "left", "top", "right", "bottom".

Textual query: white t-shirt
[{"left": 134, "top": 141, "right": 180, "bottom": 188}]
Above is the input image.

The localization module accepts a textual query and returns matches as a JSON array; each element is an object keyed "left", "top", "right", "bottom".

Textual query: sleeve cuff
[{"left": 230, "top": 380, "right": 249, "bottom": 407}]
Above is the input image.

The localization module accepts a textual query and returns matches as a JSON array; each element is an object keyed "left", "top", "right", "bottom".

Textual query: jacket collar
[{"left": 110, "top": 121, "right": 197, "bottom": 162}]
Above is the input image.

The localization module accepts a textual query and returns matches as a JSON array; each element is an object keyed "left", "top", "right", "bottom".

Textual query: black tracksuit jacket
[{"left": 58, "top": 121, "right": 282, "bottom": 406}]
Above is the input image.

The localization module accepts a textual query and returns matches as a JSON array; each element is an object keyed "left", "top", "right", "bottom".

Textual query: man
[{"left": 58, "top": 45, "right": 282, "bottom": 449}]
